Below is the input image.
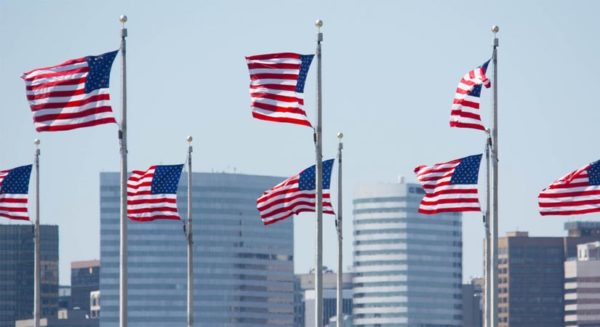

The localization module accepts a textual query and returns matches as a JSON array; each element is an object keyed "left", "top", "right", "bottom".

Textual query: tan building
[
  {"left": 564, "top": 242, "right": 600, "bottom": 326},
  {"left": 494, "top": 222, "right": 600, "bottom": 327}
]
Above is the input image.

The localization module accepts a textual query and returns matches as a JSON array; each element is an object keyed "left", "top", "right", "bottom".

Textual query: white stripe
[
  {"left": 247, "top": 58, "right": 301, "bottom": 65},
  {"left": 25, "top": 71, "right": 89, "bottom": 87},
  {"left": 250, "top": 88, "right": 299, "bottom": 98},
  {"left": 29, "top": 88, "right": 107, "bottom": 106},
  {"left": 251, "top": 97, "right": 302, "bottom": 108},
  {"left": 27, "top": 83, "right": 84, "bottom": 96},
  {"left": 251, "top": 108, "right": 310, "bottom": 121},
  {"left": 33, "top": 99, "right": 112, "bottom": 118},
  {"left": 34, "top": 111, "right": 115, "bottom": 129},
  {"left": 23, "top": 61, "right": 88, "bottom": 79},
  {"left": 250, "top": 78, "right": 297, "bottom": 86}
]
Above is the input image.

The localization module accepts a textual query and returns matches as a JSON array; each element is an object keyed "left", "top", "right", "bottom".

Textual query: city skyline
[{"left": 1, "top": 0, "right": 600, "bottom": 286}]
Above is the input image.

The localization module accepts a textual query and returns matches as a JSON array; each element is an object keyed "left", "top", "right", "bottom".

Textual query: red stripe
[
  {"left": 258, "top": 192, "right": 330, "bottom": 212},
  {"left": 252, "top": 111, "right": 312, "bottom": 127},
  {"left": 35, "top": 117, "right": 116, "bottom": 132},
  {"left": 247, "top": 62, "right": 300, "bottom": 70},
  {"left": 0, "top": 198, "right": 28, "bottom": 203},
  {"left": 262, "top": 206, "right": 335, "bottom": 225},
  {"left": 449, "top": 121, "right": 485, "bottom": 131},
  {"left": 450, "top": 110, "right": 481, "bottom": 121},
  {"left": 26, "top": 77, "right": 85, "bottom": 91},
  {"left": 419, "top": 207, "right": 480, "bottom": 215},
  {"left": 546, "top": 182, "right": 590, "bottom": 190},
  {"left": 420, "top": 198, "right": 479, "bottom": 205},
  {"left": 0, "top": 213, "right": 29, "bottom": 220},
  {"left": 424, "top": 188, "right": 479, "bottom": 197},
  {"left": 250, "top": 84, "right": 296, "bottom": 92},
  {"left": 257, "top": 186, "right": 301, "bottom": 204},
  {"left": 538, "top": 198, "right": 600, "bottom": 208},
  {"left": 0, "top": 206, "right": 28, "bottom": 212},
  {"left": 453, "top": 99, "right": 480, "bottom": 109},
  {"left": 539, "top": 189, "right": 600, "bottom": 198},
  {"left": 27, "top": 88, "right": 85, "bottom": 101},
  {"left": 251, "top": 92, "right": 302, "bottom": 104},
  {"left": 246, "top": 53, "right": 300, "bottom": 60},
  {"left": 128, "top": 198, "right": 177, "bottom": 205},
  {"left": 127, "top": 207, "right": 178, "bottom": 214},
  {"left": 128, "top": 215, "right": 180, "bottom": 222},
  {"left": 34, "top": 107, "right": 114, "bottom": 123},
  {"left": 540, "top": 207, "right": 600, "bottom": 216},
  {"left": 251, "top": 73, "right": 298, "bottom": 80},
  {"left": 31, "top": 94, "right": 110, "bottom": 111},
  {"left": 23, "top": 66, "right": 89, "bottom": 82},
  {"left": 252, "top": 102, "right": 307, "bottom": 115}
]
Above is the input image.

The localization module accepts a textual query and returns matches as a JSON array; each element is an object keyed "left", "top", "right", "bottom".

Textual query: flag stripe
[{"left": 449, "top": 60, "right": 491, "bottom": 131}]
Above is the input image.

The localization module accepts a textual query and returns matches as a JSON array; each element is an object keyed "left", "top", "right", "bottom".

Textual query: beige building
[{"left": 565, "top": 242, "right": 600, "bottom": 326}]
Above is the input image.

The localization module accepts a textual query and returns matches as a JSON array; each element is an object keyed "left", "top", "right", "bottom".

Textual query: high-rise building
[
  {"left": 565, "top": 241, "right": 600, "bottom": 326},
  {"left": 295, "top": 268, "right": 353, "bottom": 327},
  {"left": 70, "top": 260, "right": 99, "bottom": 312},
  {"left": 352, "top": 180, "right": 463, "bottom": 327},
  {"left": 100, "top": 172, "right": 294, "bottom": 327},
  {"left": 496, "top": 222, "right": 600, "bottom": 327},
  {"left": 0, "top": 224, "right": 59, "bottom": 327},
  {"left": 462, "top": 278, "right": 483, "bottom": 327}
]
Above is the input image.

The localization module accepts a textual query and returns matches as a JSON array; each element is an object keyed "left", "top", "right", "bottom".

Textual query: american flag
[
  {"left": 414, "top": 154, "right": 482, "bottom": 214},
  {"left": 21, "top": 51, "right": 118, "bottom": 132},
  {"left": 539, "top": 160, "right": 600, "bottom": 216},
  {"left": 257, "top": 159, "right": 335, "bottom": 225},
  {"left": 127, "top": 165, "right": 184, "bottom": 222},
  {"left": 246, "top": 52, "right": 314, "bottom": 127},
  {"left": 0, "top": 165, "right": 32, "bottom": 221},
  {"left": 450, "top": 60, "right": 491, "bottom": 131}
]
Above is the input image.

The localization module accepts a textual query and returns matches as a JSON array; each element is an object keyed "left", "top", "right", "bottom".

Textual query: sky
[{"left": 1, "top": 0, "right": 600, "bottom": 285}]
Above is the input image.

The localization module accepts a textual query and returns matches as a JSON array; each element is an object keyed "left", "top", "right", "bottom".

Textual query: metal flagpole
[
  {"left": 118, "top": 14, "right": 129, "bottom": 327},
  {"left": 336, "top": 132, "right": 343, "bottom": 327},
  {"left": 484, "top": 133, "right": 491, "bottom": 327},
  {"left": 490, "top": 25, "right": 500, "bottom": 327},
  {"left": 186, "top": 136, "right": 194, "bottom": 327},
  {"left": 33, "top": 138, "right": 41, "bottom": 327},
  {"left": 314, "top": 19, "right": 324, "bottom": 327}
]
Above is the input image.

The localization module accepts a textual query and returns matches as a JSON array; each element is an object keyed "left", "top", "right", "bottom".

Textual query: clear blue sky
[{"left": 1, "top": 0, "right": 600, "bottom": 285}]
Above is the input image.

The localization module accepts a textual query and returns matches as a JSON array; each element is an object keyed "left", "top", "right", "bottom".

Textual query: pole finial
[
  {"left": 337, "top": 132, "right": 343, "bottom": 140},
  {"left": 491, "top": 25, "right": 499, "bottom": 34},
  {"left": 34, "top": 139, "right": 40, "bottom": 147},
  {"left": 315, "top": 19, "right": 323, "bottom": 31},
  {"left": 120, "top": 15, "right": 128, "bottom": 26},
  {"left": 186, "top": 136, "right": 193, "bottom": 144}
]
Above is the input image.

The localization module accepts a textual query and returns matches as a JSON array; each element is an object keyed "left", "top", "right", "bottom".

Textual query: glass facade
[
  {"left": 71, "top": 260, "right": 100, "bottom": 313},
  {"left": 99, "top": 172, "right": 294, "bottom": 327},
  {"left": 0, "top": 224, "right": 59, "bottom": 327},
  {"left": 352, "top": 181, "right": 462, "bottom": 327}
]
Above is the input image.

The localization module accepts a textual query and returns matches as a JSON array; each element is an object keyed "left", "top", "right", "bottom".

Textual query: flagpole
[
  {"left": 336, "top": 132, "right": 343, "bottom": 327},
  {"left": 118, "top": 14, "right": 129, "bottom": 327},
  {"left": 484, "top": 133, "right": 491, "bottom": 327},
  {"left": 314, "top": 19, "right": 324, "bottom": 327},
  {"left": 33, "top": 138, "right": 41, "bottom": 327},
  {"left": 186, "top": 136, "right": 194, "bottom": 327},
  {"left": 490, "top": 25, "right": 500, "bottom": 327}
]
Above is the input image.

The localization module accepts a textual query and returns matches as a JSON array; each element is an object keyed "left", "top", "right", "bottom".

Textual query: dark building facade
[
  {"left": 70, "top": 260, "right": 99, "bottom": 312},
  {"left": 0, "top": 224, "right": 59, "bottom": 327},
  {"left": 462, "top": 278, "right": 483, "bottom": 327},
  {"left": 496, "top": 222, "right": 600, "bottom": 327}
]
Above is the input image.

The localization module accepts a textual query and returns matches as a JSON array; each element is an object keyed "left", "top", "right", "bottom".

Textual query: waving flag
[
  {"left": 450, "top": 60, "right": 491, "bottom": 131},
  {"left": 539, "top": 160, "right": 600, "bottom": 216},
  {"left": 414, "top": 154, "right": 482, "bottom": 214},
  {"left": 0, "top": 165, "right": 32, "bottom": 220},
  {"left": 127, "top": 164, "right": 184, "bottom": 222},
  {"left": 246, "top": 52, "right": 314, "bottom": 127},
  {"left": 22, "top": 51, "right": 118, "bottom": 132},
  {"left": 257, "top": 159, "right": 335, "bottom": 225}
]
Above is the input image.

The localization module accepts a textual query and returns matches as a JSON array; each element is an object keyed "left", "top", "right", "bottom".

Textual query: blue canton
[
  {"left": 299, "top": 159, "right": 334, "bottom": 191},
  {"left": 151, "top": 165, "right": 184, "bottom": 194},
  {"left": 296, "top": 54, "right": 314, "bottom": 93},
  {"left": 587, "top": 160, "right": 600, "bottom": 185},
  {"left": 468, "top": 60, "right": 490, "bottom": 97},
  {"left": 1, "top": 165, "right": 32, "bottom": 194},
  {"left": 450, "top": 154, "right": 482, "bottom": 185},
  {"left": 85, "top": 50, "right": 118, "bottom": 93}
]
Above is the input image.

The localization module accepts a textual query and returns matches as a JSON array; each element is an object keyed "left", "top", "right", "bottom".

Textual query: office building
[
  {"left": 58, "top": 286, "right": 70, "bottom": 310},
  {"left": 496, "top": 222, "right": 600, "bottom": 327},
  {"left": 462, "top": 278, "right": 483, "bottom": 327},
  {"left": 565, "top": 241, "right": 600, "bottom": 326},
  {"left": 352, "top": 180, "right": 462, "bottom": 327},
  {"left": 16, "top": 309, "right": 98, "bottom": 327},
  {"left": 71, "top": 260, "right": 99, "bottom": 312},
  {"left": 100, "top": 172, "right": 294, "bottom": 327},
  {"left": 0, "top": 224, "right": 58, "bottom": 327},
  {"left": 296, "top": 268, "right": 353, "bottom": 327},
  {"left": 90, "top": 291, "right": 100, "bottom": 319}
]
